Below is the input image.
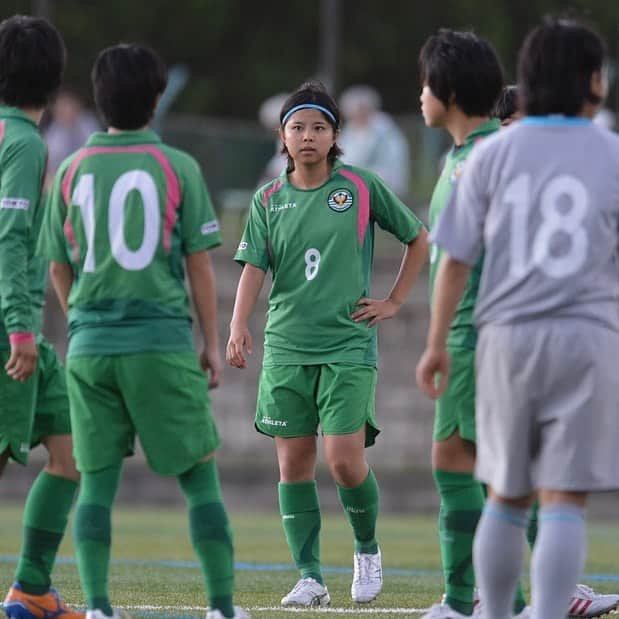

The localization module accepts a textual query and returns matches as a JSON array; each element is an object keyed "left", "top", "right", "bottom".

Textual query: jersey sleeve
[
  {"left": 234, "top": 191, "right": 269, "bottom": 271},
  {"left": 37, "top": 162, "right": 71, "bottom": 263},
  {"left": 0, "top": 134, "right": 46, "bottom": 334},
  {"left": 430, "top": 147, "right": 489, "bottom": 266},
  {"left": 369, "top": 175, "right": 425, "bottom": 243},
  {"left": 179, "top": 158, "right": 222, "bottom": 254}
]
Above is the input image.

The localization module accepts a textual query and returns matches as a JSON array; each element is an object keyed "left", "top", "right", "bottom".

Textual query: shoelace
[
  {"left": 354, "top": 554, "right": 381, "bottom": 583},
  {"left": 574, "top": 584, "right": 595, "bottom": 598}
]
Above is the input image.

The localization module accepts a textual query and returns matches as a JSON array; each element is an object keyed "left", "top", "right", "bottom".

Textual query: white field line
[{"left": 122, "top": 605, "right": 429, "bottom": 615}]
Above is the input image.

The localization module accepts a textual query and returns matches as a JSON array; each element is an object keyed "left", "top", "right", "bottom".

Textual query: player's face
[
  {"left": 420, "top": 85, "right": 447, "bottom": 127},
  {"left": 280, "top": 109, "right": 337, "bottom": 166}
]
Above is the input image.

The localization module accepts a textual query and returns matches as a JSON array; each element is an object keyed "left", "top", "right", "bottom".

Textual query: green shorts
[
  {"left": 66, "top": 351, "right": 220, "bottom": 475},
  {"left": 433, "top": 347, "right": 476, "bottom": 443},
  {"left": 0, "top": 339, "right": 71, "bottom": 466},
  {"left": 256, "top": 363, "right": 379, "bottom": 447}
]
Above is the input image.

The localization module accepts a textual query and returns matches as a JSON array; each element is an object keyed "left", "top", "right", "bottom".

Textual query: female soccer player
[
  {"left": 227, "top": 81, "right": 428, "bottom": 607},
  {"left": 39, "top": 44, "right": 249, "bottom": 619},
  {"left": 418, "top": 18, "right": 619, "bottom": 619}
]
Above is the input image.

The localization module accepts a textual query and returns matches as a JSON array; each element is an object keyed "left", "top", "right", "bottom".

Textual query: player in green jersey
[
  {"left": 0, "top": 16, "right": 86, "bottom": 619},
  {"left": 227, "top": 81, "right": 428, "bottom": 608},
  {"left": 38, "top": 44, "right": 249, "bottom": 619},
  {"left": 418, "top": 30, "right": 508, "bottom": 619}
]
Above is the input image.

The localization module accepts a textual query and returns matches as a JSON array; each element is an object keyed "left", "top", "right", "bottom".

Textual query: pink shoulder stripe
[
  {"left": 339, "top": 168, "right": 370, "bottom": 246},
  {"left": 262, "top": 179, "right": 284, "bottom": 208},
  {"left": 0, "top": 120, "right": 5, "bottom": 147},
  {"left": 61, "top": 145, "right": 181, "bottom": 253}
]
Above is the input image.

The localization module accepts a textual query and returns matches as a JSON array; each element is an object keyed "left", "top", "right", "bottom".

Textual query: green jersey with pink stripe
[
  {"left": 38, "top": 129, "right": 221, "bottom": 357},
  {"left": 235, "top": 160, "right": 424, "bottom": 366},
  {"left": 0, "top": 106, "right": 48, "bottom": 349}
]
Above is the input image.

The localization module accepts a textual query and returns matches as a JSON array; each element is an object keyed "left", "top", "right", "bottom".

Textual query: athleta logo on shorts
[
  {"left": 0, "top": 197, "right": 29, "bottom": 211},
  {"left": 237, "top": 241, "right": 248, "bottom": 251},
  {"left": 328, "top": 188, "right": 353, "bottom": 212},
  {"left": 19, "top": 442, "right": 29, "bottom": 453},
  {"left": 201, "top": 220, "right": 220, "bottom": 235},
  {"left": 261, "top": 416, "right": 288, "bottom": 427}
]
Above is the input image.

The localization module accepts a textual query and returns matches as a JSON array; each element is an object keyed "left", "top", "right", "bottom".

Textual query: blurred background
[{"left": 2, "top": 0, "right": 618, "bottom": 514}]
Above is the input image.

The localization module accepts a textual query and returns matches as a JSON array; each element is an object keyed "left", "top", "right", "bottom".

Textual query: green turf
[{"left": 1, "top": 505, "right": 618, "bottom": 618}]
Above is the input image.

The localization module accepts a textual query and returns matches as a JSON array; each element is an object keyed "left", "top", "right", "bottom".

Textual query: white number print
[
  {"left": 507, "top": 173, "right": 589, "bottom": 279},
  {"left": 304, "top": 248, "right": 321, "bottom": 281},
  {"left": 71, "top": 170, "right": 160, "bottom": 272}
]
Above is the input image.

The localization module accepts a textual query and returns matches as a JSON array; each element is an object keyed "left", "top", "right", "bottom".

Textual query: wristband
[{"left": 9, "top": 332, "right": 35, "bottom": 344}]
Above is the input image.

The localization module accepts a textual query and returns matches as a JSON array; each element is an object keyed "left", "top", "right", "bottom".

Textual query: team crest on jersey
[
  {"left": 450, "top": 161, "right": 466, "bottom": 184},
  {"left": 328, "top": 188, "right": 353, "bottom": 212}
]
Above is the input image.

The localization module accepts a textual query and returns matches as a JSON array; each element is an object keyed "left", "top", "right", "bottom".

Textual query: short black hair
[
  {"left": 518, "top": 17, "right": 606, "bottom": 116},
  {"left": 92, "top": 44, "right": 167, "bottom": 130},
  {"left": 280, "top": 80, "right": 342, "bottom": 172},
  {"left": 0, "top": 15, "right": 65, "bottom": 108},
  {"left": 493, "top": 85, "right": 519, "bottom": 121},
  {"left": 419, "top": 29, "right": 503, "bottom": 117}
]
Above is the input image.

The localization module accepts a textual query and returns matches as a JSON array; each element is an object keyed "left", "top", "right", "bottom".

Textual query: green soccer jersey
[
  {"left": 38, "top": 129, "right": 221, "bottom": 357},
  {"left": 0, "top": 106, "right": 48, "bottom": 349},
  {"left": 428, "top": 119, "right": 500, "bottom": 349},
  {"left": 235, "top": 160, "right": 424, "bottom": 366}
]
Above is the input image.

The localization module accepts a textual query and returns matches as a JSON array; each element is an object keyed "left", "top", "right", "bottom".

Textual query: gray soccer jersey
[{"left": 432, "top": 118, "right": 619, "bottom": 332}]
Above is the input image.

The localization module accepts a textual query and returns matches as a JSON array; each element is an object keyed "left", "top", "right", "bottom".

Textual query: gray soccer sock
[
  {"left": 530, "top": 503, "right": 586, "bottom": 619},
  {"left": 473, "top": 499, "right": 528, "bottom": 619}
]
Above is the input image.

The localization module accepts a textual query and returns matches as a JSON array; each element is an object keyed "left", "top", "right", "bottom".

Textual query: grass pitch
[{"left": 1, "top": 506, "right": 618, "bottom": 618}]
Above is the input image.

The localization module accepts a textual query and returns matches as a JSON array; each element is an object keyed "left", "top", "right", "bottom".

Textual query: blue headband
[{"left": 281, "top": 103, "right": 337, "bottom": 126}]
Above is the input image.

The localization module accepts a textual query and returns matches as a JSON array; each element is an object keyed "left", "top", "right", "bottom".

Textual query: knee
[
  {"left": 279, "top": 455, "right": 314, "bottom": 482},
  {"left": 432, "top": 435, "right": 476, "bottom": 472},
  {"left": 45, "top": 437, "right": 80, "bottom": 482},
  {"left": 327, "top": 457, "right": 366, "bottom": 487}
]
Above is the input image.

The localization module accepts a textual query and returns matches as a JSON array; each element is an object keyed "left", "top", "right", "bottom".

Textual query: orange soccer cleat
[{"left": 2, "top": 583, "right": 85, "bottom": 619}]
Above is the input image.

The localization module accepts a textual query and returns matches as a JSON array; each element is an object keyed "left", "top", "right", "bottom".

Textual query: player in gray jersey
[{"left": 417, "top": 18, "right": 619, "bottom": 619}]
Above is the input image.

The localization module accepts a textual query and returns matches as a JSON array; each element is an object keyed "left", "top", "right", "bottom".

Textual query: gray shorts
[{"left": 475, "top": 319, "right": 619, "bottom": 497}]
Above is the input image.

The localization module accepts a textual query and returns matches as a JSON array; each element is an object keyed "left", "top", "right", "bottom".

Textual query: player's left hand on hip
[
  {"left": 416, "top": 347, "right": 451, "bottom": 399},
  {"left": 352, "top": 297, "right": 401, "bottom": 327},
  {"left": 200, "top": 346, "right": 222, "bottom": 389}
]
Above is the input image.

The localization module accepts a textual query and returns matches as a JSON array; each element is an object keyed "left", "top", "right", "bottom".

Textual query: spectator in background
[
  {"left": 257, "top": 92, "right": 289, "bottom": 185},
  {"left": 339, "top": 85, "right": 411, "bottom": 198},
  {"left": 43, "top": 88, "right": 99, "bottom": 187}
]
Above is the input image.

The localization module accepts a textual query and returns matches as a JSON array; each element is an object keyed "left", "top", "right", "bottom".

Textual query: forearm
[
  {"left": 0, "top": 226, "right": 32, "bottom": 334},
  {"left": 186, "top": 251, "right": 219, "bottom": 348},
  {"left": 49, "top": 262, "right": 73, "bottom": 316},
  {"left": 230, "top": 263, "right": 266, "bottom": 327},
  {"left": 427, "top": 256, "right": 470, "bottom": 350},
  {"left": 388, "top": 228, "right": 429, "bottom": 305}
]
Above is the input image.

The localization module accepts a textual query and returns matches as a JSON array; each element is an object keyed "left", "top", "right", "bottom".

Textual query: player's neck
[
  {"left": 108, "top": 125, "right": 149, "bottom": 134},
  {"left": 19, "top": 106, "right": 44, "bottom": 125},
  {"left": 445, "top": 108, "right": 490, "bottom": 146},
  {"left": 288, "top": 161, "right": 332, "bottom": 190}
]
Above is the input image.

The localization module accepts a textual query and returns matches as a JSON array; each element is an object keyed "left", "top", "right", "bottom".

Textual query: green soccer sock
[
  {"left": 434, "top": 469, "right": 485, "bottom": 616},
  {"left": 15, "top": 471, "right": 78, "bottom": 595},
  {"left": 179, "top": 459, "right": 235, "bottom": 619},
  {"left": 74, "top": 463, "right": 123, "bottom": 616},
  {"left": 527, "top": 501, "right": 539, "bottom": 548},
  {"left": 278, "top": 481, "right": 323, "bottom": 584},
  {"left": 337, "top": 469, "right": 379, "bottom": 555}
]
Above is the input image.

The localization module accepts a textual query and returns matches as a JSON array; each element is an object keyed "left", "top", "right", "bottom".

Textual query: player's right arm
[
  {"left": 0, "top": 134, "right": 46, "bottom": 381},
  {"left": 49, "top": 261, "right": 73, "bottom": 316},
  {"left": 228, "top": 190, "right": 270, "bottom": 369},
  {"left": 227, "top": 264, "right": 266, "bottom": 369}
]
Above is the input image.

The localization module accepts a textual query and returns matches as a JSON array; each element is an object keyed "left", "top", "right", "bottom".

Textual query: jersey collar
[
  {"left": 465, "top": 118, "right": 501, "bottom": 143},
  {"left": 86, "top": 128, "right": 162, "bottom": 146},
  {"left": 520, "top": 115, "right": 593, "bottom": 126},
  {"left": 279, "top": 158, "right": 345, "bottom": 186},
  {"left": 0, "top": 104, "right": 38, "bottom": 129}
]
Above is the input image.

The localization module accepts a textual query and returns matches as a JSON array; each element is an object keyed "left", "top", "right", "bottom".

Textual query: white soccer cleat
[
  {"left": 86, "top": 611, "right": 131, "bottom": 619},
  {"left": 470, "top": 592, "right": 530, "bottom": 618},
  {"left": 351, "top": 547, "right": 383, "bottom": 603},
  {"left": 281, "top": 577, "right": 330, "bottom": 607},
  {"left": 205, "top": 607, "right": 252, "bottom": 619},
  {"left": 421, "top": 602, "right": 472, "bottom": 618},
  {"left": 567, "top": 583, "right": 619, "bottom": 617}
]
